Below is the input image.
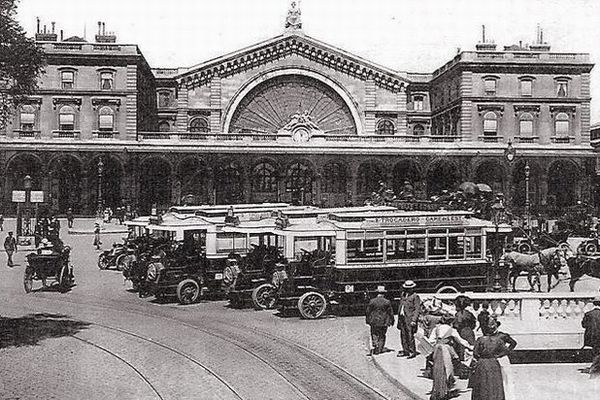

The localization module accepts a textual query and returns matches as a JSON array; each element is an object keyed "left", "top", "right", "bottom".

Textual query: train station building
[{"left": 1, "top": 5, "right": 596, "bottom": 215}]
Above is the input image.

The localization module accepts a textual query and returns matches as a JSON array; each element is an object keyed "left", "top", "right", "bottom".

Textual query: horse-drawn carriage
[{"left": 24, "top": 244, "right": 74, "bottom": 293}]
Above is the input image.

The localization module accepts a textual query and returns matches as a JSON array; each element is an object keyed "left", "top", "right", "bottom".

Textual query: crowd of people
[{"left": 366, "top": 280, "right": 600, "bottom": 400}]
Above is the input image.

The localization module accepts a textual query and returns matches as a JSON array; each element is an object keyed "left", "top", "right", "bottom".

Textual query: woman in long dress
[
  {"left": 427, "top": 314, "right": 473, "bottom": 400},
  {"left": 453, "top": 296, "right": 476, "bottom": 365},
  {"left": 469, "top": 317, "right": 517, "bottom": 400}
]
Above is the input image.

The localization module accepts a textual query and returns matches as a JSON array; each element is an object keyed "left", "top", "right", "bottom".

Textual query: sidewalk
[{"left": 371, "top": 329, "right": 600, "bottom": 400}]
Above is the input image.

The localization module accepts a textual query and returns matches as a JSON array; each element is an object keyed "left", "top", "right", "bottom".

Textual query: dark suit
[
  {"left": 397, "top": 291, "right": 421, "bottom": 356},
  {"left": 582, "top": 307, "right": 600, "bottom": 377},
  {"left": 366, "top": 295, "right": 395, "bottom": 354}
]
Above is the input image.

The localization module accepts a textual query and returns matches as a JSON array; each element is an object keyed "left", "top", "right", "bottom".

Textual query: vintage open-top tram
[{"left": 266, "top": 209, "right": 511, "bottom": 318}]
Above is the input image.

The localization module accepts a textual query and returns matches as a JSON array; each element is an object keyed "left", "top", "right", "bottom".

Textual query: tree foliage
[{"left": 0, "top": 0, "right": 45, "bottom": 128}]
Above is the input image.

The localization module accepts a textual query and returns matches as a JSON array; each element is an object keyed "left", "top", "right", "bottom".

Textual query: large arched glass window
[
  {"left": 59, "top": 106, "right": 75, "bottom": 131},
  {"left": 252, "top": 162, "right": 277, "bottom": 192},
  {"left": 98, "top": 106, "right": 115, "bottom": 132},
  {"left": 519, "top": 113, "right": 534, "bottom": 136},
  {"left": 322, "top": 162, "right": 347, "bottom": 193},
  {"left": 555, "top": 112, "right": 570, "bottom": 136},
  {"left": 286, "top": 163, "right": 313, "bottom": 192},
  {"left": 376, "top": 119, "right": 395, "bottom": 135},
  {"left": 189, "top": 117, "right": 209, "bottom": 133},
  {"left": 483, "top": 112, "right": 497, "bottom": 136}
]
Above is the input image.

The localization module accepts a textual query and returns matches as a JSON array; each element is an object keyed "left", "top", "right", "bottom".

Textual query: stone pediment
[{"left": 175, "top": 33, "right": 408, "bottom": 93}]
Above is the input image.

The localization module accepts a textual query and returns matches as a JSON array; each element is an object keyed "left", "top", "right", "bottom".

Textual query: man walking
[
  {"left": 397, "top": 280, "right": 421, "bottom": 358},
  {"left": 66, "top": 208, "right": 74, "bottom": 229},
  {"left": 4, "top": 231, "right": 17, "bottom": 267},
  {"left": 582, "top": 295, "right": 600, "bottom": 378},
  {"left": 365, "top": 287, "right": 395, "bottom": 355}
]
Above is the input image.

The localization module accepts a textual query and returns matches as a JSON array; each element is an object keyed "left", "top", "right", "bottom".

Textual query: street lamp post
[
  {"left": 23, "top": 175, "right": 32, "bottom": 235},
  {"left": 524, "top": 160, "right": 531, "bottom": 232},
  {"left": 97, "top": 157, "right": 104, "bottom": 220},
  {"left": 491, "top": 195, "right": 506, "bottom": 292}
]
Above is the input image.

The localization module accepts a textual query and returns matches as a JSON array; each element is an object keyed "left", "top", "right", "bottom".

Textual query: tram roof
[
  {"left": 146, "top": 213, "right": 212, "bottom": 231},
  {"left": 280, "top": 205, "right": 397, "bottom": 219},
  {"left": 124, "top": 216, "right": 151, "bottom": 227},
  {"left": 327, "top": 209, "right": 473, "bottom": 223},
  {"left": 195, "top": 205, "right": 315, "bottom": 219},
  {"left": 170, "top": 203, "right": 292, "bottom": 215}
]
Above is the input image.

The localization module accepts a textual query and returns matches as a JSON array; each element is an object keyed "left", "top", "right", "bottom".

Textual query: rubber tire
[
  {"left": 24, "top": 269, "right": 33, "bottom": 293},
  {"left": 98, "top": 254, "right": 109, "bottom": 270},
  {"left": 436, "top": 285, "right": 459, "bottom": 294},
  {"left": 584, "top": 242, "right": 597, "bottom": 255},
  {"left": 518, "top": 242, "right": 532, "bottom": 253},
  {"left": 176, "top": 279, "right": 200, "bottom": 305},
  {"left": 251, "top": 283, "right": 277, "bottom": 310},
  {"left": 297, "top": 291, "right": 327, "bottom": 319},
  {"left": 58, "top": 265, "right": 70, "bottom": 293},
  {"left": 115, "top": 254, "right": 126, "bottom": 271},
  {"left": 222, "top": 264, "right": 240, "bottom": 288}
]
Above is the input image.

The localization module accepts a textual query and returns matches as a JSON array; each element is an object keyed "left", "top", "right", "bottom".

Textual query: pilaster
[
  {"left": 210, "top": 76, "right": 222, "bottom": 133},
  {"left": 125, "top": 64, "right": 138, "bottom": 138}
]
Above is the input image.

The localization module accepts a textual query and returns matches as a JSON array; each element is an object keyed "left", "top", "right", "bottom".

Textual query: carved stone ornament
[
  {"left": 285, "top": 1, "right": 302, "bottom": 30},
  {"left": 91, "top": 97, "right": 122, "bottom": 111},
  {"left": 52, "top": 97, "right": 82, "bottom": 110},
  {"left": 278, "top": 111, "right": 322, "bottom": 142}
]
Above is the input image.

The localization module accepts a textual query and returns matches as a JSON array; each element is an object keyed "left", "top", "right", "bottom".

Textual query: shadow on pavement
[
  {"left": 0, "top": 313, "right": 91, "bottom": 349},
  {"left": 510, "top": 348, "right": 593, "bottom": 364}
]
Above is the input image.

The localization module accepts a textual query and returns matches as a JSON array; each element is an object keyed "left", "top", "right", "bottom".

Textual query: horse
[
  {"left": 504, "top": 247, "right": 567, "bottom": 292},
  {"left": 566, "top": 255, "right": 600, "bottom": 292}
]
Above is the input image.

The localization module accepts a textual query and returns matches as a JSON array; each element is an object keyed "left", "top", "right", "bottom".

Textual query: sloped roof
[{"left": 175, "top": 32, "right": 410, "bottom": 92}]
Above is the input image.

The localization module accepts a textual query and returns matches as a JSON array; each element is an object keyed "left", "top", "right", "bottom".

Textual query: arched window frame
[
  {"left": 189, "top": 117, "right": 210, "bottom": 133},
  {"left": 554, "top": 112, "right": 570, "bottom": 136},
  {"left": 376, "top": 119, "right": 396, "bottom": 135},
  {"left": 413, "top": 124, "right": 425, "bottom": 136},
  {"left": 413, "top": 95, "right": 424, "bottom": 111},
  {"left": 252, "top": 162, "right": 277, "bottom": 193},
  {"left": 286, "top": 163, "right": 313, "bottom": 192},
  {"left": 98, "top": 106, "right": 115, "bottom": 132},
  {"left": 58, "top": 105, "right": 76, "bottom": 131},
  {"left": 483, "top": 111, "right": 498, "bottom": 136},
  {"left": 518, "top": 112, "right": 534, "bottom": 136},
  {"left": 158, "top": 120, "right": 171, "bottom": 132}
]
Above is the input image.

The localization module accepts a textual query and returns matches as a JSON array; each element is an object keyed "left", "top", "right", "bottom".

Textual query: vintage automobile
[
  {"left": 264, "top": 209, "right": 511, "bottom": 319},
  {"left": 24, "top": 243, "right": 74, "bottom": 293},
  {"left": 98, "top": 242, "right": 128, "bottom": 270}
]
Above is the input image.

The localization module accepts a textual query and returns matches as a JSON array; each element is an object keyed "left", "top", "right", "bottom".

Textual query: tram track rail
[{"left": 19, "top": 291, "right": 390, "bottom": 400}]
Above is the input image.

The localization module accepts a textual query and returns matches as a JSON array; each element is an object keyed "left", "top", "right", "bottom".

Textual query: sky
[{"left": 15, "top": 0, "right": 600, "bottom": 122}]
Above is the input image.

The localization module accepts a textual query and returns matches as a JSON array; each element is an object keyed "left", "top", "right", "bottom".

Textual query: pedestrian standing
[
  {"left": 453, "top": 295, "right": 477, "bottom": 365},
  {"left": 582, "top": 295, "right": 600, "bottom": 378},
  {"left": 93, "top": 222, "right": 102, "bottom": 250},
  {"left": 397, "top": 280, "right": 421, "bottom": 358},
  {"left": 66, "top": 207, "right": 74, "bottom": 229},
  {"left": 468, "top": 317, "right": 517, "bottom": 400},
  {"left": 4, "top": 231, "right": 17, "bottom": 267},
  {"left": 365, "top": 287, "right": 395, "bottom": 355}
]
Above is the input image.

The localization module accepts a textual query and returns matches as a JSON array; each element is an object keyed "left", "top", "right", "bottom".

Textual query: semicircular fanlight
[{"left": 230, "top": 74, "right": 357, "bottom": 136}]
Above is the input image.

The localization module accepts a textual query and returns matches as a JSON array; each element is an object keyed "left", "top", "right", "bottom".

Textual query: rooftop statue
[{"left": 285, "top": 1, "right": 302, "bottom": 30}]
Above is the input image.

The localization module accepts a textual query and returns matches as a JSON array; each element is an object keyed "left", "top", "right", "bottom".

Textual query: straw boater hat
[
  {"left": 376, "top": 287, "right": 387, "bottom": 293},
  {"left": 402, "top": 280, "right": 417, "bottom": 289}
]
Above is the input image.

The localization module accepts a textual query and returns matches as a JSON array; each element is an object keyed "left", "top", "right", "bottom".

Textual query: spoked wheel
[
  {"left": 297, "top": 291, "right": 327, "bottom": 319},
  {"left": 221, "top": 264, "right": 240, "bottom": 292},
  {"left": 23, "top": 268, "right": 33, "bottom": 293},
  {"left": 115, "top": 254, "right": 126, "bottom": 271},
  {"left": 98, "top": 254, "right": 109, "bottom": 270},
  {"left": 176, "top": 279, "right": 200, "bottom": 305},
  {"left": 58, "top": 265, "right": 71, "bottom": 293},
  {"left": 251, "top": 283, "right": 278, "bottom": 310}
]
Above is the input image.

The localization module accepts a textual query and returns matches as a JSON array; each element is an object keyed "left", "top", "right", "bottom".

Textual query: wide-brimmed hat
[
  {"left": 376, "top": 286, "right": 387, "bottom": 293},
  {"left": 403, "top": 280, "right": 417, "bottom": 289}
]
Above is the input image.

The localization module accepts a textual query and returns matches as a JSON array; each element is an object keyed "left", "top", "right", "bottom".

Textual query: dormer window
[
  {"left": 100, "top": 71, "right": 114, "bottom": 90},
  {"left": 413, "top": 95, "right": 424, "bottom": 111},
  {"left": 484, "top": 78, "right": 497, "bottom": 96},
  {"left": 61, "top": 70, "right": 75, "bottom": 89}
]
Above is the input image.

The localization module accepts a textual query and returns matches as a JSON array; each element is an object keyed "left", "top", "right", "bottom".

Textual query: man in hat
[
  {"left": 4, "top": 231, "right": 17, "bottom": 267},
  {"left": 582, "top": 295, "right": 600, "bottom": 378},
  {"left": 397, "top": 280, "right": 421, "bottom": 358},
  {"left": 365, "top": 287, "right": 395, "bottom": 355}
]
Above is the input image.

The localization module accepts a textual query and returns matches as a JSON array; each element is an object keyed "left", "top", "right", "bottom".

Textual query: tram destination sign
[{"left": 362, "top": 214, "right": 466, "bottom": 228}]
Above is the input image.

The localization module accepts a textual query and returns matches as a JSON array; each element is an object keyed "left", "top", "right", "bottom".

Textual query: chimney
[
  {"left": 530, "top": 24, "right": 551, "bottom": 51},
  {"left": 36, "top": 17, "right": 40, "bottom": 33},
  {"left": 60, "top": 29, "right": 63, "bottom": 41},
  {"left": 95, "top": 21, "right": 117, "bottom": 43},
  {"left": 475, "top": 24, "right": 497, "bottom": 51},
  {"left": 51, "top": 21, "right": 55, "bottom": 33},
  {"left": 35, "top": 20, "right": 58, "bottom": 41}
]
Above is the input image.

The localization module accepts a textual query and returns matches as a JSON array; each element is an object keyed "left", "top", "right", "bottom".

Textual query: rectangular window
[
  {"left": 556, "top": 81, "right": 568, "bottom": 97},
  {"left": 386, "top": 238, "right": 426, "bottom": 260},
  {"left": 520, "top": 80, "right": 533, "bottom": 96},
  {"left": 61, "top": 71, "right": 74, "bottom": 89},
  {"left": 556, "top": 120, "right": 569, "bottom": 135},
  {"left": 519, "top": 120, "right": 533, "bottom": 135},
  {"left": 483, "top": 119, "right": 497, "bottom": 134},
  {"left": 59, "top": 113, "right": 74, "bottom": 130},
  {"left": 158, "top": 92, "right": 171, "bottom": 108},
  {"left": 484, "top": 79, "right": 496, "bottom": 95},
  {"left": 428, "top": 237, "right": 447, "bottom": 260},
  {"left": 448, "top": 236, "right": 465, "bottom": 259},
  {"left": 20, "top": 113, "right": 35, "bottom": 131},
  {"left": 100, "top": 72, "right": 113, "bottom": 90},
  {"left": 413, "top": 96, "right": 424, "bottom": 111},
  {"left": 465, "top": 236, "right": 482, "bottom": 258},
  {"left": 99, "top": 114, "right": 114, "bottom": 131},
  {"left": 347, "top": 239, "right": 383, "bottom": 264}
]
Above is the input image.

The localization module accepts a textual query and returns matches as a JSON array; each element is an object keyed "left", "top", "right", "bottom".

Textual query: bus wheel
[
  {"left": 251, "top": 283, "right": 277, "bottom": 310},
  {"left": 298, "top": 291, "right": 327, "bottom": 319},
  {"left": 436, "top": 285, "right": 459, "bottom": 294}
]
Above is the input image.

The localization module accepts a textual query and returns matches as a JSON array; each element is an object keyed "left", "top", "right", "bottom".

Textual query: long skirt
[
  {"left": 468, "top": 358, "right": 505, "bottom": 400},
  {"left": 430, "top": 344, "right": 456, "bottom": 400}
]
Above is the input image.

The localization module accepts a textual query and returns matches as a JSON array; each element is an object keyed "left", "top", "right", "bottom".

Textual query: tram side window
[
  {"left": 386, "top": 238, "right": 426, "bottom": 260},
  {"left": 428, "top": 237, "right": 447, "bottom": 260},
  {"left": 448, "top": 236, "right": 466, "bottom": 259},
  {"left": 347, "top": 239, "right": 383, "bottom": 263},
  {"left": 216, "top": 233, "right": 246, "bottom": 254},
  {"left": 465, "top": 236, "right": 482, "bottom": 258},
  {"left": 294, "top": 236, "right": 334, "bottom": 260}
]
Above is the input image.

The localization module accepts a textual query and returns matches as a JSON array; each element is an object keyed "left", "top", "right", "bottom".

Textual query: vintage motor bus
[{"left": 268, "top": 209, "right": 511, "bottom": 318}]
